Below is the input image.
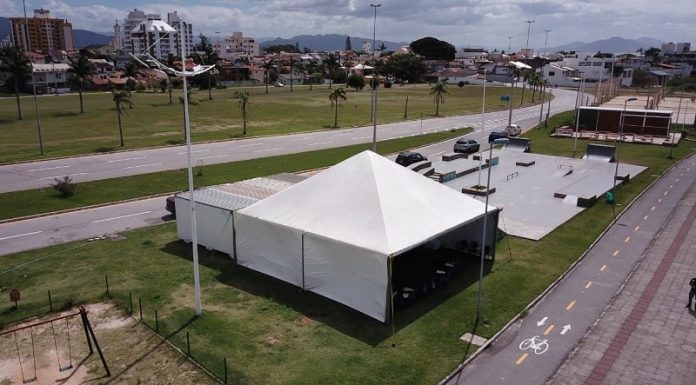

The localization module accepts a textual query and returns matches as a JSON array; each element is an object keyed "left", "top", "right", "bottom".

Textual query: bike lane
[{"left": 444, "top": 153, "right": 696, "bottom": 385}]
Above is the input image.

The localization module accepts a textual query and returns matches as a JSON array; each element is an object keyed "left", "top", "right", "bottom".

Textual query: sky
[{"left": 2, "top": 0, "right": 695, "bottom": 51}]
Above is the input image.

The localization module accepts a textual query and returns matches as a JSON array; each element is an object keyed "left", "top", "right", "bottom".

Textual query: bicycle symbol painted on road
[{"left": 519, "top": 336, "right": 549, "bottom": 355}]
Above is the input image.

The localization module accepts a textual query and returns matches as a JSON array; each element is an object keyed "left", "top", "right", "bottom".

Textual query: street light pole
[
  {"left": 476, "top": 137, "right": 509, "bottom": 324},
  {"left": 572, "top": 72, "right": 585, "bottom": 158},
  {"left": 477, "top": 70, "right": 487, "bottom": 187},
  {"left": 508, "top": 64, "right": 515, "bottom": 127},
  {"left": 22, "top": 0, "right": 44, "bottom": 155},
  {"left": 543, "top": 29, "right": 551, "bottom": 56},
  {"left": 507, "top": 35, "right": 512, "bottom": 54},
  {"left": 370, "top": 3, "right": 381, "bottom": 152},
  {"left": 612, "top": 97, "right": 638, "bottom": 198},
  {"left": 524, "top": 20, "right": 535, "bottom": 56}
]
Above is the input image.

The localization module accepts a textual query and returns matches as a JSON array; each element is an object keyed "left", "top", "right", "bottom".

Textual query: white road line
[
  {"left": 39, "top": 172, "right": 87, "bottom": 180},
  {"left": 196, "top": 155, "right": 228, "bottom": 160},
  {"left": 177, "top": 149, "right": 210, "bottom": 155},
  {"left": 351, "top": 136, "right": 372, "bottom": 140},
  {"left": 237, "top": 143, "right": 264, "bottom": 148},
  {"left": 393, "top": 130, "right": 411, "bottom": 134},
  {"left": 431, "top": 151, "right": 444, "bottom": 156},
  {"left": 92, "top": 211, "right": 152, "bottom": 223},
  {"left": 253, "top": 147, "right": 282, "bottom": 153},
  {"left": 123, "top": 163, "right": 162, "bottom": 170},
  {"left": 0, "top": 230, "right": 43, "bottom": 241},
  {"left": 27, "top": 165, "right": 72, "bottom": 172},
  {"left": 108, "top": 156, "right": 147, "bottom": 163},
  {"left": 307, "top": 141, "right": 333, "bottom": 146},
  {"left": 288, "top": 137, "right": 309, "bottom": 142}
]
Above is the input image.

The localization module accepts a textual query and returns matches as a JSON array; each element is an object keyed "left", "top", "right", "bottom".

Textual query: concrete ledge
[
  {"left": 442, "top": 152, "right": 468, "bottom": 161},
  {"left": 462, "top": 185, "right": 496, "bottom": 196},
  {"left": 516, "top": 160, "right": 536, "bottom": 167}
]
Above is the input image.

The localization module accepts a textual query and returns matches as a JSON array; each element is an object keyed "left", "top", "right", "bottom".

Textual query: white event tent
[{"left": 233, "top": 151, "right": 499, "bottom": 322}]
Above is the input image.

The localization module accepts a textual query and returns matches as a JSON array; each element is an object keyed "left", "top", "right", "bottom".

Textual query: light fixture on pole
[
  {"left": 612, "top": 97, "right": 638, "bottom": 199},
  {"left": 130, "top": 31, "right": 215, "bottom": 317},
  {"left": 22, "top": 0, "right": 44, "bottom": 155},
  {"left": 370, "top": 3, "right": 381, "bottom": 152},
  {"left": 477, "top": 69, "right": 488, "bottom": 187},
  {"left": 543, "top": 29, "right": 551, "bottom": 56},
  {"left": 524, "top": 20, "right": 535, "bottom": 56},
  {"left": 572, "top": 72, "right": 585, "bottom": 158},
  {"left": 476, "top": 136, "right": 509, "bottom": 324}
]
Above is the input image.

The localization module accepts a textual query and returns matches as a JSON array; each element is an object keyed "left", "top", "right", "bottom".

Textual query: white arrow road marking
[
  {"left": 537, "top": 316, "right": 548, "bottom": 327},
  {"left": 560, "top": 324, "right": 571, "bottom": 335}
]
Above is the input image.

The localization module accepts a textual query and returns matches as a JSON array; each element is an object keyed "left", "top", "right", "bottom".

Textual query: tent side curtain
[
  {"left": 303, "top": 232, "right": 389, "bottom": 322},
  {"left": 234, "top": 213, "right": 304, "bottom": 287}
]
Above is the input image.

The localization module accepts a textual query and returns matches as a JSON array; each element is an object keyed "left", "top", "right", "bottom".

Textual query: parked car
[
  {"left": 453, "top": 139, "right": 480, "bottom": 154},
  {"left": 488, "top": 131, "right": 509, "bottom": 143},
  {"left": 396, "top": 151, "right": 427, "bottom": 167},
  {"left": 505, "top": 124, "right": 522, "bottom": 136}
]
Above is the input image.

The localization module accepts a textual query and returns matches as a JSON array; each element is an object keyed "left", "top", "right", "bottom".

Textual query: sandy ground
[
  {"left": 0, "top": 303, "right": 218, "bottom": 385},
  {"left": 602, "top": 94, "right": 696, "bottom": 125}
]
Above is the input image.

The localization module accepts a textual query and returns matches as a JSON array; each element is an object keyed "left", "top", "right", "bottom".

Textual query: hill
[
  {"left": 547, "top": 36, "right": 664, "bottom": 54},
  {"left": 259, "top": 34, "right": 408, "bottom": 52}
]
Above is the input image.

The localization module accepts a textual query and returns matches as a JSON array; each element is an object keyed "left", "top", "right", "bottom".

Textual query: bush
[
  {"left": 384, "top": 81, "right": 392, "bottom": 88},
  {"left": 346, "top": 74, "right": 366, "bottom": 91},
  {"left": 52, "top": 176, "right": 76, "bottom": 197},
  {"left": 458, "top": 81, "right": 466, "bottom": 87},
  {"left": 135, "top": 82, "right": 146, "bottom": 92}
]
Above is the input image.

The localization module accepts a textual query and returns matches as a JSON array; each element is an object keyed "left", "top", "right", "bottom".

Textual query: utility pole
[
  {"left": 507, "top": 35, "right": 512, "bottom": 54},
  {"left": 543, "top": 29, "right": 551, "bottom": 56},
  {"left": 524, "top": 20, "right": 535, "bottom": 56}
]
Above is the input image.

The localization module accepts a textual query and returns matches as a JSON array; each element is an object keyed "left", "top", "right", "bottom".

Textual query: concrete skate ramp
[
  {"left": 505, "top": 137, "right": 531, "bottom": 153},
  {"left": 584, "top": 143, "right": 615, "bottom": 162}
]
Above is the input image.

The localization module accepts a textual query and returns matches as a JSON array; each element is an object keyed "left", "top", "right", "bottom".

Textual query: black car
[
  {"left": 396, "top": 151, "right": 427, "bottom": 167},
  {"left": 453, "top": 139, "right": 480, "bottom": 154},
  {"left": 488, "top": 131, "right": 509, "bottom": 143}
]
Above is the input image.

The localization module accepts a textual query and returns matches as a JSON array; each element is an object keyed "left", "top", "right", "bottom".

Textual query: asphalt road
[
  {"left": 0, "top": 88, "right": 580, "bottom": 193},
  {"left": 443, "top": 153, "right": 696, "bottom": 385}
]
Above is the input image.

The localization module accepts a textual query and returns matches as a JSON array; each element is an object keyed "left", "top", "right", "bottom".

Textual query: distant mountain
[
  {"left": 547, "top": 36, "right": 665, "bottom": 54},
  {"left": 0, "top": 17, "right": 9, "bottom": 40},
  {"left": 259, "top": 34, "right": 409, "bottom": 52},
  {"left": 73, "top": 30, "right": 111, "bottom": 48}
]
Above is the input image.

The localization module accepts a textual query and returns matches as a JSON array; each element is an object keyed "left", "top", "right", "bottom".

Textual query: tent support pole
[
  {"left": 301, "top": 233, "right": 306, "bottom": 291},
  {"left": 388, "top": 255, "right": 396, "bottom": 340},
  {"left": 231, "top": 211, "right": 237, "bottom": 263}
]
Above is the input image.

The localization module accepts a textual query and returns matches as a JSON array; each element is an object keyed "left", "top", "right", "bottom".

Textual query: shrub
[
  {"left": 52, "top": 176, "right": 76, "bottom": 197},
  {"left": 384, "top": 81, "right": 392, "bottom": 88},
  {"left": 458, "top": 81, "right": 466, "bottom": 87}
]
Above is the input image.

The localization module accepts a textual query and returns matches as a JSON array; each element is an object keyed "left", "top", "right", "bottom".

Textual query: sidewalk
[{"left": 549, "top": 160, "right": 696, "bottom": 384}]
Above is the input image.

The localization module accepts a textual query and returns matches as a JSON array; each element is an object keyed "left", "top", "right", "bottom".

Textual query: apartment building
[
  {"left": 167, "top": 12, "right": 193, "bottom": 57},
  {"left": 130, "top": 18, "right": 177, "bottom": 58},
  {"left": 9, "top": 8, "right": 74, "bottom": 53},
  {"left": 214, "top": 32, "right": 259, "bottom": 60}
]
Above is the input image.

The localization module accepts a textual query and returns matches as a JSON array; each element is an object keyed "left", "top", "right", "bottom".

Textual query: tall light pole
[
  {"left": 543, "top": 29, "right": 551, "bottom": 56},
  {"left": 370, "top": 3, "right": 381, "bottom": 152},
  {"left": 572, "top": 72, "right": 585, "bottom": 158},
  {"left": 524, "top": 20, "right": 535, "bottom": 56},
  {"left": 612, "top": 97, "right": 638, "bottom": 198},
  {"left": 477, "top": 70, "right": 488, "bottom": 187},
  {"left": 507, "top": 35, "right": 512, "bottom": 54},
  {"left": 507, "top": 64, "right": 515, "bottom": 127},
  {"left": 476, "top": 137, "right": 509, "bottom": 324},
  {"left": 22, "top": 0, "right": 44, "bottom": 155}
]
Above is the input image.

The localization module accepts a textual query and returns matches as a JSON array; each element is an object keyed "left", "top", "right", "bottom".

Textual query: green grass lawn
[
  {"left": 1, "top": 112, "right": 693, "bottom": 385},
  {"left": 0, "top": 84, "right": 543, "bottom": 163}
]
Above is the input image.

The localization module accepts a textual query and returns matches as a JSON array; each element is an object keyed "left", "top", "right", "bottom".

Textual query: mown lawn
[
  {"left": 0, "top": 112, "right": 693, "bottom": 385},
  {"left": 0, "top": 83, "right": 542, "bottom": 163}
]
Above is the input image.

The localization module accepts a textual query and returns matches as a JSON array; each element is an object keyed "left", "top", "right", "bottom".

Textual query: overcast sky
[{"left": 2, "top": 0, "right": 695, "bottom": 51}]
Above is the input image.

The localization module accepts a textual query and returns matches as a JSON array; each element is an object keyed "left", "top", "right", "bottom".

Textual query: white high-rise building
[
  {"left": 215, "top": 32, "right": 259, "bottom": 60},
  {"left": 112, "top": 20, "right": 122, "bottom": 50},
  {"left": 123, "top": 9, "right": 148, "bottom": 53},
  {"left": 167, "top": 12, "right": 193, "bottom": 57},
  {"left": 130, "top": 18, "right": 177, "bottom": 59}
]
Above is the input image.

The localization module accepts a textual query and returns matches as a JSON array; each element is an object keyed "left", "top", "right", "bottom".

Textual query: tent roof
[{"left": 237, "top": 151, "right": 493, "bottom": 255}]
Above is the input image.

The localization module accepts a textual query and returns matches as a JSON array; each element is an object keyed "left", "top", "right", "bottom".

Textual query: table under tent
[{"left": 176, "top": 151, "right": 500, "bottom": 322}]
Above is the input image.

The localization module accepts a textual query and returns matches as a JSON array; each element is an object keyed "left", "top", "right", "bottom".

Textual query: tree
[
  {"left": 194, "top": 34, "right": 220, "bottom": 100},
  {"left": 644, "top": 47, "right": 661, "bottom": 62},
  {"left": 346, "top": 74, "right": 366, "bottom": 91},
  {"left": 430, "top": 81, "right": 448, "bottom": 116},
  {"left": 328, "top": 87, "right": 347, "bottom": 127},
  {"left": 323, "top": 53, "right": 340, "bottom": 89},
  {"left": 381, "top": 53, "right": 428, "bottom": 83},
  {"left": 123, "top": 60, "right": 139, "bottom": 108},
  {"left": 264, "top": 44, "right": 298, "bottom": 53},
  {"left": 235, "top": 90, "right": 250, "bottom": 135},
  {"left": 410, "top": 37, "right": 456, "bottom": 61},
  {"left": 0, "top": 46, "right": 31, "bottom": 120},
  {"left": 67, "top": 53, "right": 94, "bottom": 113},
  {"left": 112, "top": 90, "right": 132, "bottom": 146},
  {"left": 260, "top": 60, "right": 275, "bottom": 94}
]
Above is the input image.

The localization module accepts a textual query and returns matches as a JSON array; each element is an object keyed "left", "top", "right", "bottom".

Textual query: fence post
[
  {"left": 104, "top": 275, "right": 110, "bottom": 296},
  {"left": 48, "top": 290, "right": 53, "bottom": 311},
  {"left": 129, "top": 292, "right": 133, "bottom": 315},
  {"left": 155, "top": 310, "right": 159, "bottom": 333},
  {"left": 224, "top": 357, "right": 228, "bottom": 384},
  {"left": 138, "top": 298, "right": 143, "bottom": 321},
  {"left": 186, "top": 331, "right": 191, "bottom": 356}
]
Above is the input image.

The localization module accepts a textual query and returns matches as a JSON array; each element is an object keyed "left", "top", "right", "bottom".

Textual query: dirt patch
[{"left": 0, "top": 303, "right": 218, "bottom": 385}]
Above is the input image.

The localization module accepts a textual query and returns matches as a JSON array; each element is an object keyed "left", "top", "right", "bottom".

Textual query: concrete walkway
[{"left": 549, "top": 157, "right": 696, "bottom": 384}]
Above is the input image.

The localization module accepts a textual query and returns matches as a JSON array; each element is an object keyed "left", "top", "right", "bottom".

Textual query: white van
[{"left": 505, "top": 124, "right": 522, "bottom": 136}]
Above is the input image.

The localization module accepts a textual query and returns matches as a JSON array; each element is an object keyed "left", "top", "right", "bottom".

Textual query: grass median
[
  {"left": 0, "top": 129, "right": 467, "bottom": 221},
  {"left": 1, "top": 113, "right": 693, "bottom": 385}
]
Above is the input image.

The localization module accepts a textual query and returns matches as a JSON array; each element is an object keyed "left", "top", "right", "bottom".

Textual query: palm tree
[
  {"left": 328, "top": 87, "right": 347, "bottom": 127},
  {"left": 307, "top": 62, "right": 320, "bottom": 91},
  {"left": 528, "top": 72, "right": 540, "bottom": 102},
  {"left": 519, "top": 69, "right": 530, "bottom": 106},
  {"left": 112, "top": 90, "right": 132, "bottom": 146},
  {"left": 68, "top": 53, "right": 94, "bottom": 113},
  {"left": 0, "top": 46, "right": 31, "bottom": 120},
  {"left": 179, "top": 89, "right": 200, "bottom": 140},
  {"left": 235, "top": 90, "right": 250, "bottom": 135},
  {"left": 430, "top": 81, "right": 448, "bottom": 116},
  {"left": 323, "top": 53, "right": 339, "bottom": 89},
  {"left": 260, "top": 60, "right": 275, "bottom": 94}
]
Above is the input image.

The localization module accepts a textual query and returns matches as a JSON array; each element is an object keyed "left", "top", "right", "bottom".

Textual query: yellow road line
[
  {"left": 670, "top": 184, "right": 674, "bottom": 189},
  {"left": 651, "top": 206, "right": 655, "bottom": 211},
  {"left": 613, "top": 250, "right": 620, "bottom": 256},
  {"left": 634, "top": 225, "right": 640, "bottom": 231},
  {"left": 566, "top": 300, "right": 576, "bottom": 311},
  {"left": 664, "top": 191, "right": 668, "bottom": 196},
  {"left": 544, "top": 324, "right": 555, "bottom": 335},
  {"left": 516, "top": 353, "right": 529, "bottom": 365},
  {"left": 643, "top": 215, "right": 649, "bottom": 220},
  {"left": 600, "top": 265, "right": 607, "bottom": 272},
  {"left": 676, "top": 178, "right": 679, "bottom": 182},
  {"left": 658, "top": 198, "right": 662, "bottom": 203},
  {"left": 624, "top": 237, "right": 631, "bottom": 243},
  {"left": 585, "top": 281, "right": 593, "bottom": 289}
]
